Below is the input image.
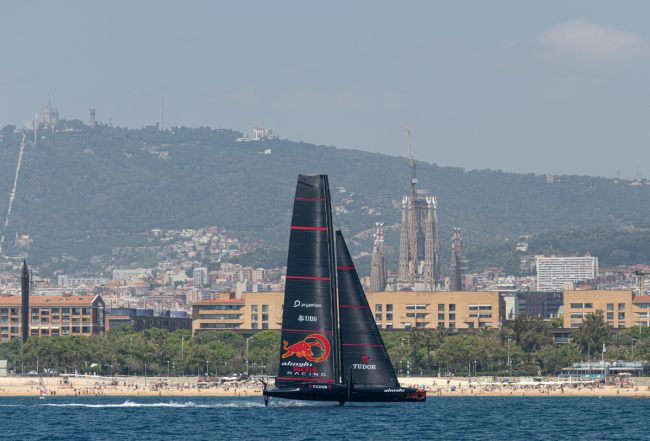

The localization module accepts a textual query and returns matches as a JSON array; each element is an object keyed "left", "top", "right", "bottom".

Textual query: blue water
[{"left": 0, "top": 395, "right": 645, "bottom": 440}]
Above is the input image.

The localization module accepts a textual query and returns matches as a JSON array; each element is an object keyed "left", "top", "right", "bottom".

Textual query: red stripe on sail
[
  {"left": 340, "top": 305, "right": 369, "bottom": 308},
  {"left": 341, "top": 343, "right": 385, "bottom": 347},
  {"left": 282, "top": 329, "right": 332, "bottom": 333},
  {"left": 295, "top": 198, "right": 326, "bottom": 201},
  {"left": 290, "top": 226, "right": 327, "bottom": 231},
  {"left": 337, "top": 266, "right": 355, "bottom": 269},
  {"left": 276, "top": 377, "right": 334, "bottom": 382},
  {"left": 286, "top": 276, "right": 330, "bottom": 280}
]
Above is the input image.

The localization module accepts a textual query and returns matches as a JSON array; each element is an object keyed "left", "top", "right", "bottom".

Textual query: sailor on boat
[{"left": 263, "top": 174, "right": 426, "bottom": 406}]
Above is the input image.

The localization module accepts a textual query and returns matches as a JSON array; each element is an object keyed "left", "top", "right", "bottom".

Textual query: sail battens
[
  {"left": 341, "top": 344, "right": 385, "bottom": 347},
  {"left": 290, "top": 226, "right": 328, "bottom": 231},
  {"left": 286, "top": 276, "right": 330, "bottom": 280},
  {"left": 337, "top": 266, "right": 355, "bottom": 269},
  {"left": 340, "top": 305, "right": 370, "bottom": 308},
  {"left": 294, "top": 198, "right": 326, "bottom": 201},
  {"left": 282, "top": 329, "right": 332, "bottom": 333},
  {"left": 276, "top": 377, "right": 334, "bottom": 382}
]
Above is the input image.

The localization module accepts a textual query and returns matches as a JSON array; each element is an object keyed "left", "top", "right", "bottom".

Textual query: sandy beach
[{"left": 1, "top": 376, "right": 648, "bottom": 398}]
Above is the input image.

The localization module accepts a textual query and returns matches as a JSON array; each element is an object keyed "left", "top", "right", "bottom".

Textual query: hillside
[{"left": 1, "top": 121, "right": 650, "bottom": 275}]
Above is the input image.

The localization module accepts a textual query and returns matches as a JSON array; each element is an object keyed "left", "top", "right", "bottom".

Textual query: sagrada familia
[
  {"left": 368, "top": 188, "right": 465, "bottom": 292},
  {"left": 398, "top": 189, "right": 442, "bottom": 291},
  {"left": 369, "top": 223, "right": 388, "bottom": 293}
]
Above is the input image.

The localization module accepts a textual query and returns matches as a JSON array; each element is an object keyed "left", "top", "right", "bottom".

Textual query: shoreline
[{"left": 1, "top": 376, "right": 648, "bottom": 398}]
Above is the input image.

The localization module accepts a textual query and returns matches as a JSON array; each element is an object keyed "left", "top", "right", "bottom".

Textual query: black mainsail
[
  {"left": 276, "top": 175, "right": 339, "bottom": 388},
  {"left": 336, "top": 230, "right": 399, "bottom": 387}
]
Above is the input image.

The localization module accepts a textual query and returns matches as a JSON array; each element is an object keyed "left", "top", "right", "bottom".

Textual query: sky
[{"left": 1, "top": 1, "right": 649, "bottom": 178}]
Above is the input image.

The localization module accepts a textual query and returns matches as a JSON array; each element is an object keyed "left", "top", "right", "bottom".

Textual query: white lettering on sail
[
  {"left": 281, "top": 361, "right": 314, "bottom": 367},
  {"left": 352, "top": 364, "right": 377, "bottom": 370},
  {"left": 297, "top": 315, "right": 317, "bottom": 322},
  {"left": 293, "top": 300, "right": 322, "bottom": 308}
]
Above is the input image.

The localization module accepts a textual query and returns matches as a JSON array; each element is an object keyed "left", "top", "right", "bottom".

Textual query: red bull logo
[
  {"left": 406, "top": 389, "right": 426, "bottom": 400},
  {"left": 282, "top": 333, "right": 331, "bottom": 362}
]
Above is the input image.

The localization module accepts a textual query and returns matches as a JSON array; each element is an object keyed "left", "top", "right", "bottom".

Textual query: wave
[{"left": 43, "top": 400, "right": 264, "bottom": 408}]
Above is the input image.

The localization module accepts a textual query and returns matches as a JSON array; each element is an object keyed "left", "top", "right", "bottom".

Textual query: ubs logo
[{"left": 298, "top": 315, "right": 317, "bottom": 322}]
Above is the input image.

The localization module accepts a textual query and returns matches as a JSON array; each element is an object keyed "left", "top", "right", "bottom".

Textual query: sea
[{"left": 0, "top": 395, "right": 645, "bottom": 440}]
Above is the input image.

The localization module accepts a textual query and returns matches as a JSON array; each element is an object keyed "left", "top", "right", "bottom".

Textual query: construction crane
[{"left": 407, "top": 123, "right": 417, "bottom": 282}]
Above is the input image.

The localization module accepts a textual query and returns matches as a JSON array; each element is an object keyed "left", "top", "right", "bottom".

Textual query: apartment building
[
  {"left": 537, "top": 256, "right": 598, "bottom": 291},
  {"left": 191, "top": 291, "right": 505, "bottom": 335},
  {"left": 192, "top": 291, "right": 283, "bottom": 335},
  {"left": 563, "top": 290, "right": 635, "bottom": 329},
  {"left": 106, "top": 308, "right": 191, "bottom": 333},
  {"left": 0, "top": 293, "right": 105, "bottom": 342},
  {"left": 367, "top": 291, "right": 505, "bottom": 330}
]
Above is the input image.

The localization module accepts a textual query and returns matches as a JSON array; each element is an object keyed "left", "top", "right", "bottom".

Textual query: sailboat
[
  {"left": 263, "top": 174, "right": 426, "bottom": 405},
  {"left": 39, "top": 375, "right": 47, "bottom": 399}
]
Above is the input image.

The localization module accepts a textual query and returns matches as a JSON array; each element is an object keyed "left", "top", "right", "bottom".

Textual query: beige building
[
  {"left": 192, "top": 291, "right": 283, "bottom": 335},
  {"left": 192, "top": 291, "right": 505, "bottom": 335},
  {"left": 563, "top": 290, "right": 638, "bottom": 329},
  {"left": 367, "top": 291, "right": 505, "bottom": 330}
]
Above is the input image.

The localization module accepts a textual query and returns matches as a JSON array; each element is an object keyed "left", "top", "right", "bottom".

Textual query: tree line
[{"left": 1, "top": 311, "right": 648, "bottom": 377}]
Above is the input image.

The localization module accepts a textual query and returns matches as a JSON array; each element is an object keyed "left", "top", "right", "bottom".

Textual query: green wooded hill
[{"left": 1, "top": 121, "right": 649, "bottom": 274}]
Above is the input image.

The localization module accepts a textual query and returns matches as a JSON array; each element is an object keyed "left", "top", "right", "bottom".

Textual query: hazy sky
[{"left": 2, "top": 1, "right": 649, "bottom": 178}]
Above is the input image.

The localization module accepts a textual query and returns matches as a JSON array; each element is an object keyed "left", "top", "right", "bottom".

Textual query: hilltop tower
[
  {"left": 37, "top": 96, "right": 59, "bottom": 126},
  {"left": 90, "top": 107, "right": 96, "bottom": 129}
]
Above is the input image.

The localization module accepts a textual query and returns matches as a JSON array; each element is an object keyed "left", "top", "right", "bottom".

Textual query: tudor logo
[
  {"left": 352, "top": 364, "right": 376, "bottom": 370},
  {"left": 362, "top": 356, "right": 369, "bottom": 363}
]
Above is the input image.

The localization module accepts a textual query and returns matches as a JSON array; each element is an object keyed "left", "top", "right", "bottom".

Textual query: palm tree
[
  {"left": 478, "top": 326, "right": 494, "bottom": 339},
  {"left": 435, "top": 324, "right": 448, "bottom": 342}
]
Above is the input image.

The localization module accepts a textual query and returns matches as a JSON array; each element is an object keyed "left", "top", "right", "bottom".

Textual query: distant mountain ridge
[{"left": 1, "top": 121, "right": 649, "bottom": 273}]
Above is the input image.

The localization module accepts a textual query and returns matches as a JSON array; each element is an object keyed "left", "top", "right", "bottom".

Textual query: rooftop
[{"left": 0, "top": 294, "right": 102, "bottom": 306}]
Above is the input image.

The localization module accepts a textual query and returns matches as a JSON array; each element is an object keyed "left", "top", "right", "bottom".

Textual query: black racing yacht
[{"left": 263, "top": 174, "right": 426, "bottom": 406}]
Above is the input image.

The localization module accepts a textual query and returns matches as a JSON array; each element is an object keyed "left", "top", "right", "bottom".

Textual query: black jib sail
[
  {"left": 276, "top": 175, "right": 339, "bottom": 388},
  {"left": 336, "top": 230, "right": 399, "bottom": 387}
]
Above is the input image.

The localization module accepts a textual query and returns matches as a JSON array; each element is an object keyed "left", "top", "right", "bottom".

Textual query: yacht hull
[{"left": 263, "top": 384, "right": 426, "bottom": 404}]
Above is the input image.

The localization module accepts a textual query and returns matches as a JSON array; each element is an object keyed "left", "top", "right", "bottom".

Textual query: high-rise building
[
  {"left": 90, "top": 107, "right": 96, "bottom": 129},
  {"left": 370, "top": 223, "right": 387, "bottom": 292},
  {"left": 536, "top": 256, "right": 597, "bottom": 292},
  {"left": 37, "top": 96, "right": 59, "bottom": 126},
  {"left": 398, "top": 189, "right": 440, "bottom": 288},
  {"left": 193, "top": 267, "right": 208, "bottom": 286}
]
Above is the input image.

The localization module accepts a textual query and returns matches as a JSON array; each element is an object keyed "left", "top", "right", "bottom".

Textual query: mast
[{"left": 323, "top": 176, "right": 340, "bottom": 383}]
